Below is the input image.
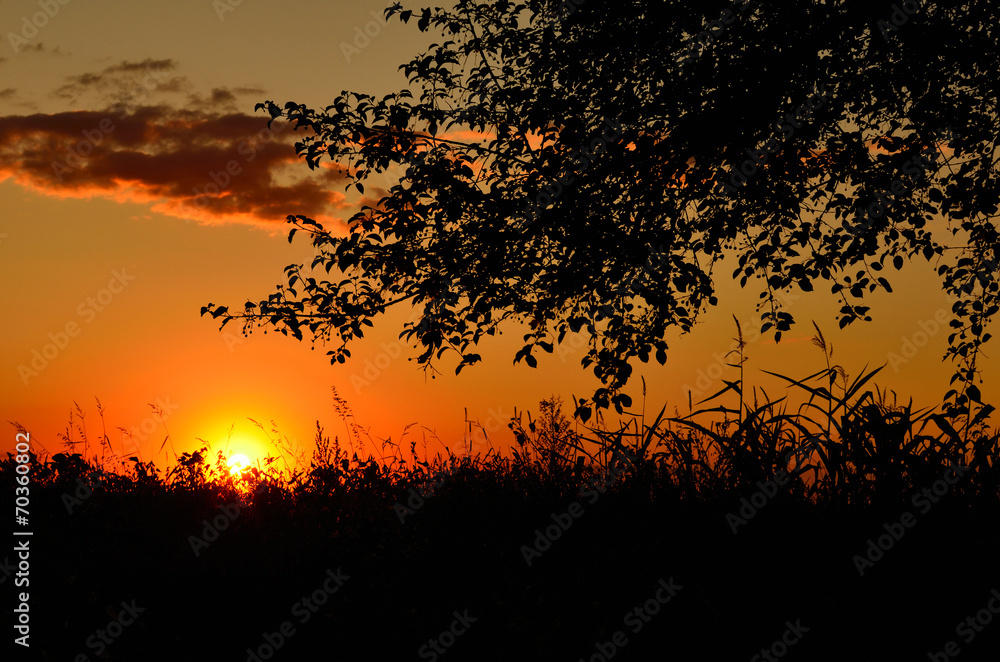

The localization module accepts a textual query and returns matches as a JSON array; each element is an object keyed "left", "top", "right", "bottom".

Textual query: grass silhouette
[{"left": 5, "top": 327, "right": 1000, "bottom": 660}]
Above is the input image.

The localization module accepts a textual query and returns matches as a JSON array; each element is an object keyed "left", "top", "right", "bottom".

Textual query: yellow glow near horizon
[{"left": 227, "top": 453, "right": 252, "bottom": 476}]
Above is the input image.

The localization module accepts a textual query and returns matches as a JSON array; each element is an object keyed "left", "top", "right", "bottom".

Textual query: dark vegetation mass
[
  {"left": 205, "top": 0, "right": 1000, "bottom": 421},
  {"left": 6, "top": 347, "right": 1000, "bottom": 660}
]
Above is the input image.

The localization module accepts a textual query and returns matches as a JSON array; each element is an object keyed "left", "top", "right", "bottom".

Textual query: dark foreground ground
[{"left": 4, "top": 452, "right": 1000, "bottom": 662}]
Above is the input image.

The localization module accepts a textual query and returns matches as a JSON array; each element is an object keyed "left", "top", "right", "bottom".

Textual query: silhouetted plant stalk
[
  {"left": 9, "top": 327, "right": 998, "bottom": 508},
  {"left": 540, "top": 319, "right": 996, "bottom": 507}
]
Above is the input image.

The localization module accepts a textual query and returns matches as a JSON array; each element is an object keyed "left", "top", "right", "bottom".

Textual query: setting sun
[
  {"left": 5, "top": 2, "right": 1000, "bottom": 659},
  {"left": 227, "top": 453, "right": 251, "bottom": 476}
]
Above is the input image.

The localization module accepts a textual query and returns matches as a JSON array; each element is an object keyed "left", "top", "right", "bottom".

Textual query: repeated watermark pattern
[
  {"left": 349, "top": 284, "right": 456, "bottom": 393},
  {"left": 852, "top": 461, "right": 969, "bottom": 576},
  {"left": 188, "top": 501, "right": 241, "bottom": 557},
  {"left": 846, "top": 126, "right": 953, "bottom": 236},
  {"left": 7, "top": 0, "right": 74, "bottom": 54},
  {"left": 518, "top": 117, "right": 622, "bottom": 230},
  {"left": 521, "top": 447, "right": 636, "bottom": 566},
  {"left": 119, "top": 397, "right": 181, "bottom": 457},
  {"left": 244, "top": 568, "right": 351, "bottom": 661},
  {"left": 61, "top": 471, "right": 103, "bottom": 514},
  {"left": 886, "top": 307, "right": 950, "bottom": 372},
  {"left": 72, "top": 600, "right": 146, "bottom": 660},
  {"left": 879, "top": 0, "right": 930, "bottom": 40},
  {"left": 680, "top": 289, "right": 801, "bottom": 401},
  {"left": 674, "top": 0, "right": 753, "bottom": 70},
  {"left": 749, "top": 619, "right": 809, "bottom": 662},
  {"left": 17, "top": 268, "right": 137, "bottom": 385},
  {"left": 927, "top": 588, "right": 1000, "bottom": 661},
  {"left": 190, "top": 118, "right": 293, "bottom": 210},
  {"left": 213, "top": 0, "right": 246, "bottom": 21},
  {"left": 576, "top": 577, "right": 682, "bottom": 662},
  {"left": 8, "top": 2, "right": 996, "bottom": 660},
  {"left": 340, "top": 10, "right": 390, "bottom": 63},
  {"left": 417, "top": 609, "right": 477, "bottom": 661},
  {"left": 714, "top": 84, "right": 833, "bottom": 197},
  {"left": 51, "top": 62, "right": 173, "bottom": 182},
  {"left": 555, "top": 244, "right": 670, "bottom": 362},
  {"left": 393, "top": 464, "right": 461, "bottom": 523},
  {"left": 726, "top": 436, "right": 819, "bottom": 533}
]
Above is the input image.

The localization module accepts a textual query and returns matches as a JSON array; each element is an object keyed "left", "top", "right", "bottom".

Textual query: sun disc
[{"left": 227, "top": 453, "right": 251, "bottom": 475}]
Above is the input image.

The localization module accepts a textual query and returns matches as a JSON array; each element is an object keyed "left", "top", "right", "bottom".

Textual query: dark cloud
[
  {"left": 53, "top": 60, "right": 269, "bottom": 123},
  {"left": 10, "top": 42, "right": 62, "bottom": 56},
  {"left": 186, "top": 86, "right": 270, "bottom": 112},
  {"left": 232, "top": 86, "right": 266, "bottom": 96},
  {"left": 106, "top": 58, "right": 176, "bottom": 74},
  {"left": 0, "top": 105, "right": 352, "bottom": 227},
  {"left": 210, "top": 88, "right": 236, "bottom": 106},
  {"left": 54, "top": 59, "right": 183, "bottom": 103},
  {"left": 0, "top": 89, "right": 16, "bottom": 100}
]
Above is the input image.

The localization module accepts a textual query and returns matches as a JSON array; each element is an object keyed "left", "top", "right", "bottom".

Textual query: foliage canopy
[{"left": 204, "top": 0, "right": 1000, "bottom": 419}]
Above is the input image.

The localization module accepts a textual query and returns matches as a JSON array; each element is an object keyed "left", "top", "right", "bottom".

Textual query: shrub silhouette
[{"left": 5, "top": 339, "right": 999, "bottom": 660}]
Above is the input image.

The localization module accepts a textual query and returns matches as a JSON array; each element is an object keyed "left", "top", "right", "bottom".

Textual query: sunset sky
[{"left": 1, "top": 0, "right": 993, "bottom": 469}]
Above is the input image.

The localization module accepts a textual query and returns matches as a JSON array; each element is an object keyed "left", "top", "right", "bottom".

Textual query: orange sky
[{"left": 1, "top": 0, "right": 994, "bottom": 470}]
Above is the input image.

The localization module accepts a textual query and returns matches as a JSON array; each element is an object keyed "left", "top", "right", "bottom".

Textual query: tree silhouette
[{"left": 203, "top": 0, "right": 1000, "bottom": 419}]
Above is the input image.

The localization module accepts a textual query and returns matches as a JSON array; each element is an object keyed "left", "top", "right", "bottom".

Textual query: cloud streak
[
  {"left": 0, "top": 104, "right": 352, "bottom": 227},
  {"left": 0, "top": 57, "right": 502, "bottom": 229}
]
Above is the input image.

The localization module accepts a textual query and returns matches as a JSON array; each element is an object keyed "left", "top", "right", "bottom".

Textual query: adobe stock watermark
[
  {"left": 190, "top": 118, "right": 293, "bottom": 209},
  {"left": 681, "top": 289, "right": 802, "bottom": 401},
  {"left": 51, "top": 62, "right": 173, "bottom": 182},
  {"left": 853, "top": 460, "right": 970, "bottom": 576},
  {"left": 12, "top": 432, "right": 31, "bottom": 648},
  {"left": 928, "top": 588, "right": 1000, "bottom": 661},
  {"left": 7, "top": 0, "right": 74, "bottom": 54},
  {"left": 418, "top": 609, "right": 478, "bottom": 662},
  {"left": 521, "top": 447, "right": 636, "bottom": 566},
  {"left": 71, "top": 599, "right": 146, "bottom": 661},
  {"left": 393, "top": 464, "right": 461, "bottom": 523},
  {"left": 62, "top": 470, "right": 103, "bottom": 514},
  {"left": 213, "top": 0, "right": 247, "bottom": 21},
  {"left": 118, "top": 397, "right": 181, "bottom": 457},
  {"left": 0, "top": 556, "right": 14, "bottom": 586},
  {"left": 348, "top": 332, "right": 415, "bottom": 394},
  {"left": 714, "top": 84, "right": 833, "bottom": 196},
  {"left": 341, "top": 10, "right": 389, "bottom": 63},
  {"left": 18, "top": 268, "right": 136, "bottom": 385},
  {"left": 189, "top": 501, "right": 241, "bottom": 557},
  {"left": 577, "top": 577, "right": 682, "bottom": 662},
  {"left": 879, "top": 0, "right": 929, "bottom": 41},
  {"left": 519, "top": 117, "right": 623, "bottom": 230},
  {"left": 245, "top": 568, "right": 350, "bottom": 661},
  {"left": 111, "top": 61, "right": 175, "bottom": 117},
  {"left": 674, "top": 0, "right": 752, "bottom": 70},
  {"left": 13, "top": 542, "right": 30, "bottom": 647},
  {"left": 726, "top": 435, "right": 820, "bottom": 533},
  {"left": 886, "top": 307, "right": 950, "bottom": 372},
  {"left": 551, "top": 0, "right": 588, "bottom": 20},
  {"left": 350, "top": 290, "right": 453, "bottom": 393},
  {"left": 554, "top": 244, "right": 670, "bottom": 362},
  {"left": 366, "top": 143, "right": 433, "bottom": 193},
  {"left": 221, "top": 329, "right": 249, "bottom": 354},
  {"left": 750, "top": 619, "right": 810, "bottom": 662},
  {"left": 51, "top": 117, "right": 116, "bottom": 183},
  {"left": 846, "top": 126, "right": 953, "bottom": 237},
  {"left": 464, "top": 405, "right": 512, "bottom": 454},
  {"left": 587, "top": 244, "right": 669, "bottom": 326}
]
